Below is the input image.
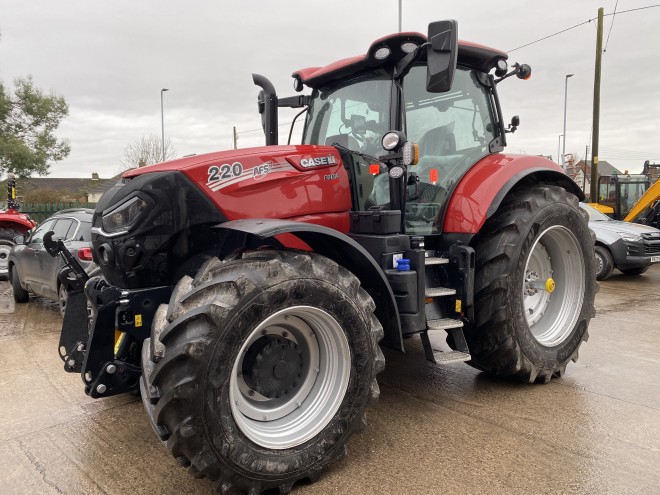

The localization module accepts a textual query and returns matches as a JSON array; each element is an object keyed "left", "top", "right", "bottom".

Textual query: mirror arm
[{"left": 394, "top": 42, "right": 430, "bottom": 79}]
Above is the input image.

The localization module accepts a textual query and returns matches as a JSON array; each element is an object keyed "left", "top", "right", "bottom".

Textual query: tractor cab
[
  {"left": 300, "top": 60, "right": 498, "bottom": 234},
  {"left": 255, "top": 21, "right": 525, "bottom": 239},
  {"left": 592, "top": 173, "right": 651, "bottom": 220}
]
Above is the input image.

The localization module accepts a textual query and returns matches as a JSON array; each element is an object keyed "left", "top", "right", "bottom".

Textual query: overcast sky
[{"left": 1, "top": 0, "right": 659, "bottom": 179}]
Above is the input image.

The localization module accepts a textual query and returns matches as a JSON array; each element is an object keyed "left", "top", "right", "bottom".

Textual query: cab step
[
  {"left": 427, "top": 318, "right": 463, "bottom": 330},
  {"left": 425, "top": 256, "right": 449, "bottom": 265},
  {"left": 425, "top": 287, "right": 456, "bottom": 298},
  {"left": 420, "top": 323, "right": 471, "bottom": 365}
]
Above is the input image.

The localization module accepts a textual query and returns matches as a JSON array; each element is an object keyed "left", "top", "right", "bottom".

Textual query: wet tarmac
[{"left": 0, "top": 266, "right": 659, "bottom": 494}]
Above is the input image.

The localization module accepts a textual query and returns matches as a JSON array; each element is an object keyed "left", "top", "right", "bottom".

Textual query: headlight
[
  {"left": 102, "top": 196, "right": 149, "bottom": 233},
  {"left": 382, "top": 131, "right": 407, "bottom": 151},
  {"left": 617, "top": 231, "right": 642, "bottom": 242}
]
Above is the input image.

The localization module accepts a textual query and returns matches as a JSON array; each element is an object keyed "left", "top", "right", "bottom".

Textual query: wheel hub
[{"left": 243, "top": 337, "right": 304, "bottom": 399}]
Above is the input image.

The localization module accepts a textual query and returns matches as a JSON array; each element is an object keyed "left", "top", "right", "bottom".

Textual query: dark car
[
  {"left": 8, "top": 208, "right": 96, "bottom": 315},
  {"left": 580, "top": 203, "right": 660, "bottom": 280}
]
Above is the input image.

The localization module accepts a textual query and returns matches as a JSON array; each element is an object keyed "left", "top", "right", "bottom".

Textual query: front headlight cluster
[
  {"left": 102, "top": 196, "right": 149, "bottom": 233},
  {"left": 617, "top": 231, "right": 642, "bottom": 243}
]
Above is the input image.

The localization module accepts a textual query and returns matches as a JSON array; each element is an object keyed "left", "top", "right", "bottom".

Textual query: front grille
[
  {"left": 644, "top": 242, "right": 660, "bottom": 254},
  {"left": 641, "top": 232, "right": 660, "bottom": 255}
]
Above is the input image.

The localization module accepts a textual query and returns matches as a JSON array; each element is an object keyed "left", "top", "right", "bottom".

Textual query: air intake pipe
[{"left": 252, "top": 74, "right": 278, "bottom": 146}]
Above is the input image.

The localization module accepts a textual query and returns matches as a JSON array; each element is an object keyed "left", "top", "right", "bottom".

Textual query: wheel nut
[
  {"left": 67, "top": 359, "right": 76, "bottom": 367},
  {"left": 77, "top": 344, "right": 84, "bottom": 352},
  {"left": 96, "top": 384, "right": 107, "bottom": 394},
  {"left": 106, "top": 364, "right": 116, "bottom": 374}
]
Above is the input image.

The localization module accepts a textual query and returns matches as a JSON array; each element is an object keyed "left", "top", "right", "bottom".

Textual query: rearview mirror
[{"left": 426, "top": 20, "right": 458, "bottom": 93}]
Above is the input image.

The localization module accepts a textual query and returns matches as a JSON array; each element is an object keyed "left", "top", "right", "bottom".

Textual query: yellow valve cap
[{"left": 545, "top": 278, "right": 555, "bottom": 293}]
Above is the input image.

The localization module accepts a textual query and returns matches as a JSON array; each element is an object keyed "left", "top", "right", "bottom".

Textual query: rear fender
[
  {"left": 215, "top": 219, "right": 404, "bottom": 352},
  {"left": 444, "top": 154, "right": 583, "bottom": 234}
]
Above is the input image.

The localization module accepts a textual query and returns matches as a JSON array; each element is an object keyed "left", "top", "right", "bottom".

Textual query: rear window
[{"left": 77, "top": 221, "right": 92, "bottom": 241}]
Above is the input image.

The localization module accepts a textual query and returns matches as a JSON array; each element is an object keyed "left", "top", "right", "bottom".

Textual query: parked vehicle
[
  {"left": 580, "top": 203, "right": 660, "bottom": 280},
  {"left": 8, "top": 208, "right": 96, "bottom": 315},
  {"left": 55, "top": 20, "right": 596, "bottom": 494}
]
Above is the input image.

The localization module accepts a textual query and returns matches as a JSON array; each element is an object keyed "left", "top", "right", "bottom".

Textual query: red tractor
[
  {"left": 1, "top": 175, "right": 36, "bottom": 280},
  {"left": 53, "top": 20, "right": 596, "bottom": 494}
]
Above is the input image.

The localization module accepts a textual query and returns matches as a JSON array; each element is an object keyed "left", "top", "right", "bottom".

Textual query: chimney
[{"left": 92, "top": 172, "right": 99, "bottom": 180}]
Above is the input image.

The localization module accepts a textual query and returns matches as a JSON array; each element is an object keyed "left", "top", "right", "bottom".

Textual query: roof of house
[{"left": 568, "top": 160, "right": 622, "bottom": 179}]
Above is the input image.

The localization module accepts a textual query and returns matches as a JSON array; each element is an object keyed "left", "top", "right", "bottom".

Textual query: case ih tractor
[{"left": 52, "top": 20, "right": 596, "bottom": 494}]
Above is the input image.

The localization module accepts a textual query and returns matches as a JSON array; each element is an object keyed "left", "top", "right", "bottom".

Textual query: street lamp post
[
  {"left": 558, "top": 134, "right": 563, "bottom": 166},
  {"left": 160, "top": 88, "right": 169, "bottom": 163},
  {"left": 562, "top": 74, "right": 574, "bottom": 170}
]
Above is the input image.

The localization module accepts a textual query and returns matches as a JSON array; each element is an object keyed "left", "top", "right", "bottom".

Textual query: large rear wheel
[
  {"left": 141, "top": 250, "right": 384, "bottom": 494},
  {"left": 463, "top": 186, "right": 597, "bottom": 383}
]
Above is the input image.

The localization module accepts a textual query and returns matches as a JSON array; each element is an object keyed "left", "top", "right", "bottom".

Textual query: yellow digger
[{"left": 589, "top": 161, "right": 660, "bottom": 226}]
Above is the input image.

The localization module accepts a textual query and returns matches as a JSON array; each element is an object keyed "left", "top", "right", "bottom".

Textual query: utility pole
[
  {"left": 233, "top": 126, "right": 238, "bottom": 149},
  {"left": 590, "top": 7, "right": 604, "bottom": 202},
  {"left": 584, "top": 145, "right": 589, "bottom": 195},
  {"left": 562, "top": 74, "right": 574, "bottom": 170},
  {"left": 398, "top": 0, "right": 402, "bottom": 32}
]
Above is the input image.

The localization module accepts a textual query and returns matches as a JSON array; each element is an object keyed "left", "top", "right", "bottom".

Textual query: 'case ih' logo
[{"left": 300, "top": 155, "right": 337, "bottom": 168}]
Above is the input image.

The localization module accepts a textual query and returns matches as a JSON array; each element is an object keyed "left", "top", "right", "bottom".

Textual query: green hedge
[{"left": 1, "top": 202, "right": 96, "bottom": 224}]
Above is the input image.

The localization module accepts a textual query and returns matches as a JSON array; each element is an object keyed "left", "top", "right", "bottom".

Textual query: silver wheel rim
[
  {"left": 229, "top": 305, "right": 351, "bottom": 450},
  {"left": 59, "top": 285, "right": 68, "bottom": 317},
  {"left": 0, "top": 242, "right": 11, "bottom": 273},
  {"left": 522, "top": 226, "right": 585, "bottom": 347},
  {"left": 595, "top": 252, "right": 604, "bottom": 277}
]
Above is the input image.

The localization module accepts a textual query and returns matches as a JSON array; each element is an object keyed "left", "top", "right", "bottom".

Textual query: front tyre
[
  {"left": 141, "top": 250, "right": 384, "bottom": 494},
  {"left": 465, "top": 186, "right": 597, "bottom": 383}
]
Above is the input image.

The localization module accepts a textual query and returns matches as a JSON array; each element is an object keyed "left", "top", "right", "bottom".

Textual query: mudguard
[
  {"left": 216, "top": 218, "right": 404, "bottom": 352},
  {"left": 444, "top": 154, "right": 583, "bottom": 234}
]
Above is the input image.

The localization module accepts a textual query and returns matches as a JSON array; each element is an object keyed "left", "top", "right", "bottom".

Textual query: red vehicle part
[
  {"left": 444, "top": 154, "right": 579, "bottom": 233},
  {"left": 0, "top": 209, "right": 36, "bottom": 233},
  {"left": 124, "top": 145, "right": 352, "bottom": 233}
]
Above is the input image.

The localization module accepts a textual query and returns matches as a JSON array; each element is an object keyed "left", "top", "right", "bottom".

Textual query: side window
[
  {"left": 51, "top": 219, "right": 75, "bottom": 241},
  {"left": 29, "top": 219, "right": 56, "bottom": 244}
]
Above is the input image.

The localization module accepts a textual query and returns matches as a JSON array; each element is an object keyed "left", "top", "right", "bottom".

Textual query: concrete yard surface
[{"left": 0, "top": 265, "right": 659, "bottom": 494}]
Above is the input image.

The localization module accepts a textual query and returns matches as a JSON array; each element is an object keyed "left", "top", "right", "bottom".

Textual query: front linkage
[{"left": 45, "top": 231, "right": 172, "bottom": 398}]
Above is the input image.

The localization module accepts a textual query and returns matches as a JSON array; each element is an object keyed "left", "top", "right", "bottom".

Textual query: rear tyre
[
  {"left": 0, "top": 228, "right": 20, "bottom": 281},
  {"left": 594, "top": 245, "right": 614, "bottom": 280},
  {"left": 620, "top": 266, "right": 649, "bottom": 276},
  {"left": 58, "top": 284, "right": 68, "bottom": 317},
  {"left": 463, "top": 186, "right": 597, "bottom": 383},
  {"left": 140, "top": 250, "right": 384, "bottom": 494},
  {"left": 11, "top": 266, "right": 29, "bottom": 303}
]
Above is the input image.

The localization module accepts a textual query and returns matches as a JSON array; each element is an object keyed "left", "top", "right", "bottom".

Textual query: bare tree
[{"left": 119, "top": 134, "right": 176, "bottom": 171}]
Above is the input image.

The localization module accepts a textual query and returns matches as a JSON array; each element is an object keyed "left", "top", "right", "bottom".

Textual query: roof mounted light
[
  {"left": 374, "top": 46, "right": 391, "bottom": 60},
  {"left": 401, "top": 42, "right": 418, "bottom": 54},
  {"left": 495, "top": 58, "right": 508, "bottom": 77}
]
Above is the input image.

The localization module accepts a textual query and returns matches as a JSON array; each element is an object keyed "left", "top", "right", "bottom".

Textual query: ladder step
[
  {"left": 427, "top": 318, "right": 463, "bottom": 331},
  {"left": 425, "top": 256, "right": 449, "bottom": 265},
  {"left": 425, "top": 287, "right": 456, "bottom": 298},
  {"left": 431, "top": 350, "right": 471, "bottom": 364}
]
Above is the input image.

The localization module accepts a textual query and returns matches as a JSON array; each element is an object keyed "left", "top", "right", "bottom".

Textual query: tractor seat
[{"left": 418, "top": 123, "right": 456, "bottom": 157}]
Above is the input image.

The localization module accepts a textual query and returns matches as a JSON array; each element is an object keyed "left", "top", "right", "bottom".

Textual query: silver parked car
[
  {"left": 8, "top": 208, "right": 96, "bottom": 315},
  {"left": 580, "top": 203, "right": 660, "bottom": 280}
]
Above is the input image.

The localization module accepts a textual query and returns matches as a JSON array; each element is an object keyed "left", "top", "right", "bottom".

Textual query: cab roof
[{"left": 292, "top": 32, "right": 507, "bottom": 89}]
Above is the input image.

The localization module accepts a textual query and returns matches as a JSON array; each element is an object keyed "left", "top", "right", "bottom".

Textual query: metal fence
[{"left": 0, "top": 202, "right": 96, "bottom": 224}]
